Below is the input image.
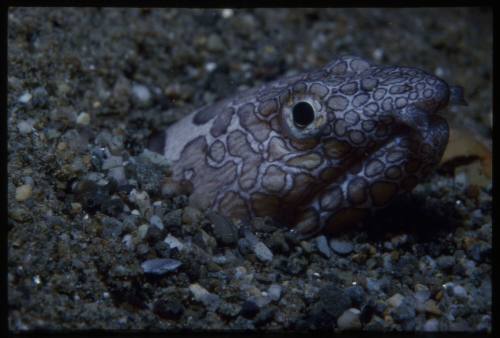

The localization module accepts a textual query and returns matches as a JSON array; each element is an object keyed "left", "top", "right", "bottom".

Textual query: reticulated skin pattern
[{"left": 151, "top": 55, "right": 462, "bottom": 238}]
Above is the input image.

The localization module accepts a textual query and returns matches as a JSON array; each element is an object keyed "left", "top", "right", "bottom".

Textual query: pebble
[
  {"left": 391, "top": 298, "right": 416, "bottom": 323},
  {"left": 138, "top": 148, "right": 171, "bottom": 168},
  {"left": 452, "top": 284, "right": 468, "bottom": 300},
  {"left": 15, "top": 184, "right": 32, "bottom": 201},
  {"left": 101, "top": 216, "right": 124, "bottom": 238},
  {"left": 240, "top": 300, "right": 260, "bottom": 319},
  {"left": 163, "top": 209, "right": 182, "bottom": 228},
  {"left": 153, "top": 299, "right": 184, "bottom": 320},
  {"left": 206, "top": 34, "right": 225, "bottom": 52},
  {"left": 423, "top": 318, "right": 439, "bottom": 331},
  {"left": 267, "top": 284, "right": 282, "bottom": 302},
  {"left": 76, "top": 112, "right": 90, "bottom": 125},
  {"left": 314, "top": 285, "right": 351, "bottom": 319},
  {"left": 18, "top": 92, "right": 32, "bottom": 103},
  {"left": 254, "top": 306, "right": 275, "bottom": 326},
  {"left": 329, "top": 239, "right": 354, "bottom": 255},
  {"left": 131, "top": 83, "right": 152, "bottom": 106},
  {"left": 17, "top": 120, "right": 35, "bottom": 134},
  {"left": 137, "top": 224, "right": 149, "bottom": 240},
  {"left": 253, "top": 241, "right": 273, "bottom": 263},
  {"left": 315, "top": 235, "right": 332, "bottom": 258},
  {"left": 346, "top": 285, "right": 365, "bottom": 306},
  {"left": 182, "top": 206, "right": 203, "bottom": 225},
  {"left": 128, "top": 189, "right": 151, "bottom": 216},
  {"left": 208, "top": 212, "right": 238, "bottom": 246},
  {"left": 122, "top": 234, "right": 134, "bottom": 251},
  {"left": 218, "top": 302, "right": 241, "bottom": 319},
  {"left": 141, "top": 258, "right": 182, "bottom": 275},
  {"left": 387, "top": 293, "right": 405, "bottom": 308},
  {"left": 436, "top": 255, "right": 455, "bottom": 270},
  {"left": 149, "top": 215, "right": 164, "bottom": 230},
  {"left": 189, "top": 283, "right": 220, "bottom": 311},
  {"left": 164, "top": 234, "right": 184, "bottom": 252},
  {"left": 424, "top": 299, "right": 442, "bottom": 316},
  {"left": 337, "top": 308, "right": 361, "bottom": 330},
  {"left": 365, "top": 278, "right": 383, "bottom": 293}
]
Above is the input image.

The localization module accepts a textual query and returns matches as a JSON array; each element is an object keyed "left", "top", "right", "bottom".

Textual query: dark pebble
[
  {"left": 468, "top": 241, "right": 491, "bottom": 262},
  {"left": 163, "top": 209, "right": 182, "bottom": 229},
  {"left": 391, "top": 298, "right": 416, "bottom": 323},
  {"left": 346, "top": 285, "right": 365, "bottom": 306},
  {"left": 238, "top": 238, "right": 253, "bottom": 256},
  {"left": 436, "top": 255, "right": 455, "bottom": 271},
  {"left": 136, "top": 243, "right": 150, "bottom": 256},
  {"left": 268, "top": 231, "right": 290, "bottom": 254},
  {"left": 312, "top": 285, "right": 351, "bottom": 320},
  {"left": 101, "top": 216, "right": 123, "bottom": 238},
  {"left": 254, "top": 306, "right": 275, "bottom": 326},
  {"left": 240, "top": 300, "right": 260, "bottom": 319},
  {"left": 251, "top": 217, "right": 278, "bottom": 233},
  {"left": 145, "top": 225, "right": 164, "bottom": 243},
  {"left": 218, "top": 302, "right": 242, "bottom": 319},
  {"left": 153, "top": 299, "right": 184, "bottom": 320},
  {"left": 101, "top": 198, "right": 124, "bottom": 216},
  {"left": 329, "top": 239, "right": 354, "bottom": 256},
  {"left": 208, "top": 211, "right": 238, "bottom": 246}
]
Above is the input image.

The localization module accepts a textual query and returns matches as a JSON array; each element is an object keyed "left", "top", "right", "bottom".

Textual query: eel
[{"left": 149, "top": 55, "right": 466, "bottom": 238}]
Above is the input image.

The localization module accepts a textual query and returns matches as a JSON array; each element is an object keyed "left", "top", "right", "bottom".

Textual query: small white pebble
[
  {"left": 221, "top": 8, "right": 233, "bottom": 18},
  {"left": 17, "top": 120, "right": 34, "bottom": 134},
  {"left": 18, "top": 92, "right": 32, "bottom": 103},
  {"left": 434, "top": 67, "right": 445, "bottom": 77},
  {"left": 15, "top": 184, "right": 32, "bottom": 201},
  {"left": 164, "top": 234, "right": 184, "bottom": 251},
  {"left": 76, "top": 112, "right": 90, "bottom": 125},
  {"left": 205, "top": 62, "right": 217, "bottom": 72},
  {"left": 132, "top": 84, "right": 151, "bottom": 103},
  {"left": 372, "top": 48, "right": 384, "bottom": 61},
  {"left": 33, "top": 275, "right": 41, "bottom": 285}
]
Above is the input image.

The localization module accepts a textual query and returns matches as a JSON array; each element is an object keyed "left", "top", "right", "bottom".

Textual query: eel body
[{"left": 150, "top": 55, "right": 465, "bottom": 237}]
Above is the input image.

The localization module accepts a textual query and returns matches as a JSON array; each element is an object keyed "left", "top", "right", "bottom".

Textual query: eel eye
[{"left": 292, "top": 101, "right": 315, "bottom": 128}]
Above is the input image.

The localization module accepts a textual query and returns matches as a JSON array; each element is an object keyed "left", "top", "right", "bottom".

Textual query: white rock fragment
[
  {"left": 76, "top": 112, "right": 90, "bottom": 125},
  {"left": 164, "top": 234, "right": 184, "bottom": 251},
  {"left": 132, "top": 84, "right": 151, "bottom": 103},
  {"left": 17, "top": 119, "right": 35, "bottom": 134},
  {"left": 387, "top": 293, "right": 405, "bottom": 308},
  {"left": 18, "top": 92, "right": 32, "bottom": 103},
  {"left": 337, "top": 308, "right": 361, "bottom": 330},
  {"left": 137, "top": 224, "right": 149, "bottom": 240},
  {"left": 15, "top": 184, "right": 32, "bottom": 201}
]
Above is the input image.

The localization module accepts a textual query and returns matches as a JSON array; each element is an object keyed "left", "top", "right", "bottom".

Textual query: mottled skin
[{"left": 150, "top": 56, "right": 464, "bottom": 238}]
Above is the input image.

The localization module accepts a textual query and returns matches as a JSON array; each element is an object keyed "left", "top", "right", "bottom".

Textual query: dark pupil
[{"left": 292, "top": 101, "right": 315, "bottom": 128}]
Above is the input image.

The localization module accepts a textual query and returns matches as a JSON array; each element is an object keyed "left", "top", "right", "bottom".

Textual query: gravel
[{"left": 7, "top": 7, "right": 491, "bottom": 332}]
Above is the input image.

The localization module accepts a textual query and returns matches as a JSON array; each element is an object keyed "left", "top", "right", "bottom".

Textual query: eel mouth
[{"left": 147, "top": 130, "right": 166, "bottom": 154}]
